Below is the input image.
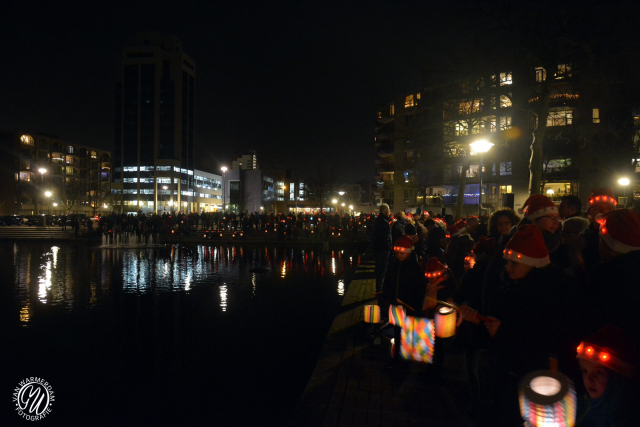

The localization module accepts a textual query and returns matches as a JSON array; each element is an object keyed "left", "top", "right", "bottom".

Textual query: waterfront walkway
[{"left": 289, "top": 259, "right": 476, "bottom": 427}]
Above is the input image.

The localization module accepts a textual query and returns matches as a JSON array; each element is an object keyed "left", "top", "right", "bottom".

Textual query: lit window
[
  {"left": 455, "top": 121, "right": 468, "bottom": 136},
  {"left": 500, "top": 94, "right": 512, "bottom": 108},
  {"left": 459, "top": 99, "right": 482, "bottom": 114},
  {"left": 547, "top": 107, "right": 573, "bottom": 126},
  {"left": 556, "top": 64, "right": 572, "bottom": 79},
  {"left": 500, "top": 116, "right": 512, "bottom": 131},
  {"left": 20, "top": 135, "right": 34, "bottom": 146},
  {"left": 499, "top": 185, "right": 512, "bottom": 194},
  {"left": 500, "top": 162, "right": 512, "bottom": 176},
  {"left": 500, "top": 72, "right": 512, "bottom": 86},
  {"left": 535, "top": 67, "right": 546, "bottom": 82},
  {"left": 68, "top": 145, "right": 74, "bottom": 154},
  {"left": 593, "top": 108, "right": 600, "bottom": 124},
  {"left": 124, "top": 166, "right": 138, "bottom": 172},
  {"left": 390, "top": 103, "right": 395, "bottom": 116},
  {"left": 634, "top": 116, "right": 640, "bottom": 126},
  {"left": 405, "top": 95, "right": 415, "bottom": 108},
  {"left": 91, "top": 151, "right": 97, "bottom": 159},
  {"left": 416, "top": 93, "right": 421, "bottom": 100}
]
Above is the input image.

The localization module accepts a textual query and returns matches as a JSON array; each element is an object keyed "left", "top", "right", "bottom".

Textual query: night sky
[
  {"left": 2, "top": 1, "right": 458, "bottom": 182},
  {"left": 5, "top": 1, "right": 636, "bottom": 182}
]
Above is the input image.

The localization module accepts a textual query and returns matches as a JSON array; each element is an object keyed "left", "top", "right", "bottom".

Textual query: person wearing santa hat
[
  {"left": 460, "top": 224, "right": 569, "bottom": 426},
  {"left": 584, "top": 209, "right": 640, "bottom": 352},
  {"left": 515, "top": 194, "right": 562, "bottom": 253},
  {"left": 575, "top": 325, "right": 638, "bottom": 426},
  {"left": 380, "top": 234, "right": 426, "bottom": 367},
  {"left": 582, "top": 188, "right": 618, "bottom": 268}
]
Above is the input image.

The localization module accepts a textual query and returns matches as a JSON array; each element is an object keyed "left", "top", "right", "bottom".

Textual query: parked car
[
  {"left": 66, "top": 214, "right": 88, "bottom": 226},
  {"left": 0, "top": 215, "right": 25, "bottom": 226},
  {"left": 25, "top": 215, "right": 45, "bottom": 226}
]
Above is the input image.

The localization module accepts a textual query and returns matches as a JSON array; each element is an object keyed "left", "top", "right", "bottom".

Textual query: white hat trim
[
  {"left": 527, "top": 206, "right": 559, "bottom": 221},
  {"left": 600, "top": 229, "right": 640, "bottom": 254},
  {"left": 503, "top": 249, "right": 550, "bottom": 268}
]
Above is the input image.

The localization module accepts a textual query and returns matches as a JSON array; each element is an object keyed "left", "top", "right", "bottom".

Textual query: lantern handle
[
  {"left": 423, "top": 297, "right": 491, "bottom": 322},
  {"left": 395, "top": 298, "right": 415, "bottom": 313}
]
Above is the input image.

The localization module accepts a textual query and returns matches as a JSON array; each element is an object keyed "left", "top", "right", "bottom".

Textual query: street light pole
[
  {"left": 221, "top": 166, "right": 227, "bottom": 213},
  {"left": 469, "top": 140, "right": 494, "bottom": 218},
  {"left": 618, "top": 177, "right": 630, "bottom": 207}
]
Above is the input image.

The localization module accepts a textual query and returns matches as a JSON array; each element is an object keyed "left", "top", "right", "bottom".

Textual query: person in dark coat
[
  {"left": 381, "top": 235, "right": 426, "bottom": 366},
  {"left": 372, "top": 203, "right": 392, "bottom": 292},
  {"left": 460, "top": 224, "right": 569, "bottom": 426},
  {"left": 584, "top": 209, "right": 640, "bottom": 352},
  {"left": 575, "top": 325, "right": 638, "bottom": 427},
  {"left": 582, "top": 188, "right": 618, "bottom": 269}
]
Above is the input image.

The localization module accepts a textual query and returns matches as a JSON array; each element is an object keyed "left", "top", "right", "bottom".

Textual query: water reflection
[{"left": 4, "top": 243, "right": 361, "bottom": 326}]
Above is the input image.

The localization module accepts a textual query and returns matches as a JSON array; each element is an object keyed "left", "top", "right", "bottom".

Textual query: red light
[
  {"left": 601, "top": 227, "right": 607, "bottom": 234},
  {"left": 517, "top": 254, "right": 522, "bottom": 259},
  {"left": 586, "top": 346, "right": 594, "bottom": 356},
  {"left": 577, "top": 343, "right": 583, "bottom": 353},
  {"left": 599, "top": 352, "right": 610, "bottom": 362},
  {"left": 590, "top": 200, "right": 594, "bottom": 204},
  {"left": 596, "top": 196, "right": 601, "bottom": 201}
]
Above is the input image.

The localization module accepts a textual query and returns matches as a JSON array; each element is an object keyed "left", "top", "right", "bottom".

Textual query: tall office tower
[{"left": 114, "top": 32, "right": 196, "bottom": 213}]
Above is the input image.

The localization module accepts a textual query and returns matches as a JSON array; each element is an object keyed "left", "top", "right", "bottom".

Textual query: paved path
[{"left": 289, "top": 259, "right": 476, "bottom": 427}]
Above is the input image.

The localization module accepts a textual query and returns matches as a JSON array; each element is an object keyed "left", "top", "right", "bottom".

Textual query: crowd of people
[
  {"left": 371, "top": 189, "right": 640, "bottom": 426},
  {"left": 72, "top": 209, "right": 375, "bottom": 239}
]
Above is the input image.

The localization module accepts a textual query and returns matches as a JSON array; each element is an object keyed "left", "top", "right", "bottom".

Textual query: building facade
[
  {"left": 375, "top": 60, "right": 640, "bottom": 215},
  {"left": 113, "top": 32, "right": 197, "bottom": 213},
  {"left": 0, "top": 131, "right": 111, "bottom": 216}
]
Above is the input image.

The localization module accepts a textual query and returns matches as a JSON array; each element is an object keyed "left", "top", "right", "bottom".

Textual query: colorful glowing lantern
[
  {"left": 400, "top": 316, "right": 435, "bottom": 363},
  {"left": 363, "top": 305, "right": 381, "bottom": 323},
  {"left": 518, "top": 370, "right": 576, "bottom": 427},
  {"left": 435, "top": 306, "right": 457, "bottom": 338},
  {"left": 388, "top": 304, "right": 406, "bottom": 328}
]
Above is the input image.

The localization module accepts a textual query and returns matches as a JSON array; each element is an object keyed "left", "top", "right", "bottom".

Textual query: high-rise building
[{"left": 113, "top": 32, "right": 197, "bottom": 213}]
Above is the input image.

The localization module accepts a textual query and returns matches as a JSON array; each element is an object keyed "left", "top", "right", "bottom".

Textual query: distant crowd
[{"left": 371, "top": 189, "right": 640, "bottom": 426}]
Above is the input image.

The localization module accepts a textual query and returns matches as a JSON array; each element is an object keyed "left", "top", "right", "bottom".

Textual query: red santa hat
[
  {"left": 577, "top": 325, "right": 637, "bottom": 378},
  {"left": 447, "top": 221, "right": 467, "bottom": 237},
  {"left": 503, "top": 224, "right": 550, "bottom": 268},
  {"left": 587, "top": 188, "right": 617, "bottom": 215},
  {"left": 472, "top": 235, "right": 495, "bottom": 256},
  {"left": 393, "top": 235, "right": 414, "bottom": 254},
  {"left": 599, "top": 209, "right": 640, "bottom": 254},
  {"left": 424, "top": 257, "right": 447, "bottom": 279},
  {"left": 518, "top": 194, "right": 558, "bottom": 220}
]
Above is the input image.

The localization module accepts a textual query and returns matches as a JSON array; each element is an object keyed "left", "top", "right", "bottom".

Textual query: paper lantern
[
  {"left": 400, "top": 316, "right": 435, "bottom": 363},
  {"left": 363, "top": 305, "right": 381, "bottom": 323},
  {"left": 388, "top": 304, "right": 406, "bottom": 328},
  {"left": 518, "top": 370, "right": 576, "bottom": 427},
  {"left": 435, "top": 305, "right": 457, "bottom": 338}
]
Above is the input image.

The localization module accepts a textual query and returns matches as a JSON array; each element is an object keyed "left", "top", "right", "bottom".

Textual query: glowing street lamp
[{"left": 469, "top": 139, "right": 494, "bottom": 217}]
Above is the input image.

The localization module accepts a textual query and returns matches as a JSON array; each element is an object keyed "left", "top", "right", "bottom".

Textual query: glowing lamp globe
[
  {"left": 518, "top": 370, "right": 576, "bottom": 427},
  {"left": 435, "top": 306, "right": 457, "bottom": 338},
  {"left": 469, "top": 139, "right": 494, "bottom": 155}
]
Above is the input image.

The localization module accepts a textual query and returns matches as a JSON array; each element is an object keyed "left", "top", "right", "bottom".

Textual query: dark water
[{"left": 0, "top": 241, "right": 363, "bottom": 426}]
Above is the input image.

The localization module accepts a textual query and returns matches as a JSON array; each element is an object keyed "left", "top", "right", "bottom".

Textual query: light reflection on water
[{"left": 6, "top": 243, "right": 362, "bottom": 326}]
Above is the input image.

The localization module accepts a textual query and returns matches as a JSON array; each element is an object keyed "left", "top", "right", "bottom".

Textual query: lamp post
[
  {"left": 162, "top": 186, "right": 168, "bottom": 212},
  {"left": 469, "top": 140, "right": 494, "bottom": 218},
  {"left": 45, "top": 191, "right": 52, "bottom": 217},
  {"left": 37, "top": 168, "right": 47, "bottom": 215},
  {"left": 332, "top": 199, "right": 338, "bottom": 214},
  {"left": 618, "top": 177, "right": 630, "bottom": 206},
  {"left": 221, "top": 166, "right": 227, "bottom": 212}
]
